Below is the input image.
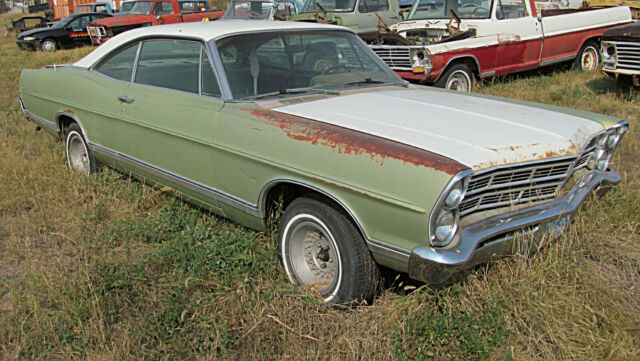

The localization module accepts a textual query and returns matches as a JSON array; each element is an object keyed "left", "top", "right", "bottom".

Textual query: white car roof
[{"left": 73, "top": 20, "right": 351, "bottom": 68}]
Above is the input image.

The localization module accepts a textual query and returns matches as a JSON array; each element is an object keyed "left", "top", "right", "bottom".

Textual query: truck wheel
[
  {"left": 278, "top": 196, "right": 380, "bottom": 305},
  {"left": 65, "top": 123, "right": 98, "bottom": 175},
  {"left": 575, "top": 42, "right": 600, "bottom": 71},
  {"left": 436, "top": 64, "right": 473, "bottom": 92},
  {"left": 41, "top": 38, "right": 57, "bottom": 52}
]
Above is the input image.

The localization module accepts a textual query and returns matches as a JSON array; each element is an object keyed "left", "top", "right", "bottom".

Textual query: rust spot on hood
[
  {"left": 246, "top": 108, "right": 468, "bottom": 175},
  {"left": 62, "top": 109, "right": 75, "bottom": 115}
]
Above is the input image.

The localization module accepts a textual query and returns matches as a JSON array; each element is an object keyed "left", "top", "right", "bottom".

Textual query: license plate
[{"left": 544, "top": 215, "right": 571, "bottom": 238}]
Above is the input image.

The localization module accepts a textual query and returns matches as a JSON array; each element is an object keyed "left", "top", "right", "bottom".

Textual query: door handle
[{"left": 117, "top": 95, "right": 135, "bottom": 103}]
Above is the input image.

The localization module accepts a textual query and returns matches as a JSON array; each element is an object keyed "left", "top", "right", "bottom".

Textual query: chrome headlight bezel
[
  {"left": 411, "top": 48, "right": 432, "bottom": 74},
  {"left": 428, "top": 169, "right": 473, "bottom": 247},
  {"left": 584, "top": 121, "right": 628, "bottom": 172},
  {"left": 601, "top": 41, "right": 617, "bottom": 67}
]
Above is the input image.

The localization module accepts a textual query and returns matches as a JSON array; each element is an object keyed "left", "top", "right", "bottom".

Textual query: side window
[
  {"left": 496, "top": 0, "right": 527, "bottom": 19},
  {"left": 95, "top": 43, "right": 139, "bottom": 81},
  {"left": 358, "top": 0, "right": 388, "bottom": 13},
  {"left": 95, "top": 4, "right": 107, "bottom": 12},
  {"left": 135, "top": 39, "right": 200, "bottom": 93},
  {"left": 69, "top": 15, "right": 91, "bottom": 29},
  {"left": 201, "top": 51, "right": 221, "bottom": 97},
  {"left": 153, "top": 2, "right": 174, "bottom": 14}
]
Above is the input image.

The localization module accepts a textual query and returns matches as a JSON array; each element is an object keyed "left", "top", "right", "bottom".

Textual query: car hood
[
  {"left": 90, "top": 14, "right": 151, "bottom": 27},
  {"left": 18, "top": 27, "right": 51, "bottom": 38},
  {"left": 272, "top": 88, "right": 603, "bottom": 171},
  {"left": 602, "top": 22, "right": 640, "bottom": 42}
]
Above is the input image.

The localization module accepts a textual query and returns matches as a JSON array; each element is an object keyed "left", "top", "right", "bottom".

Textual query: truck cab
[{"left": 289, "top": 0, "right": 401, "bottom": 34}]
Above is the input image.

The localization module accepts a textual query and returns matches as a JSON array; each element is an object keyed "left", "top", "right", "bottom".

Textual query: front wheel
[
  {"left": 278, "top": 197, "right": 380, "bottom": 304},
  {"left": 65, "top": 123, "right": 98, "bottom": 175},
  {"left": 435, "top": 63, "right": 473, "bottom": 92},
  {"left": 41, "top": 38, "right": 56, "bottom": 52},
  {"left": 574, "top": 42, "right": 600, "bottom": 71}
]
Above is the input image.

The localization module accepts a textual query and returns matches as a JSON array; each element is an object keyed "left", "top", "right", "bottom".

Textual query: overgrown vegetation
[{"left": 1, "top": 14, "right": 639, "bottom": 360}]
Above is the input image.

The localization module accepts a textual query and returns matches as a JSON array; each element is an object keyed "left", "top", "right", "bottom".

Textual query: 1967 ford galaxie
[{"left": 20, "top": 21, "right": 628, "bottom": 304}]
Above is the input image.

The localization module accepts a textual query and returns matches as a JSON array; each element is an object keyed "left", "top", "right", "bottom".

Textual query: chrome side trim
[
  {"left": 257, "top": 178, "right": 412, "bottom": 261},
  {"left": 88, "top": 142, "right": 260, "bottom": 217},
  {"left": 479, "top": 70, "right": 495, "bottom": 78},
  {"left": 540, "top": 54, "right": 576, "bottom": 67},
  {"left": 23, "top": 108, "right": 59, "bottom": 132}
]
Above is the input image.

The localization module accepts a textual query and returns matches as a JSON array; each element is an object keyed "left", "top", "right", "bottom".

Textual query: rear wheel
[
  {"left": 65, "top": 123, "right": 98, "bottom": 175},
  {"left": 41, "top": 38, "right": 56, "bottom": 52},
  {"left": 435, "top": 63, "right": 473, "bottom": 92},
  {"left": 278, "top": 196, "right": 380, "bottom": 305},
  {"left": 574, "top": 42, "right": 600, "bottom": 71}
]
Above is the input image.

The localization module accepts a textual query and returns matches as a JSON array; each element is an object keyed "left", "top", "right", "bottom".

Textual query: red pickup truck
[{"left": 87, "top": 0, "right": 223, "bottom": 45}]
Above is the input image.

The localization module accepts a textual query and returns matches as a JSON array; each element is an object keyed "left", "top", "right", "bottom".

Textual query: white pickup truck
[{"left": 367, "top": 0, "right": 632, "bottom": 91}]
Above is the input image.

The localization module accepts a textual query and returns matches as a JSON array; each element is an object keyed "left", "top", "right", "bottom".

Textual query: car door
[
  {"left": 493, "top": 0, "right": 542, "bottom": 74},
  {"left": 356, "top": 0, "right": 395, "bottom": 32},
  {"left": 115, "top": 39, "right": 224, "bottom": 210},
  {"left": 66, "top": 14, "right": 93, "bottom": 47},
  {"left": 152, "top": 1, "right": 181, "bottom": 24}
]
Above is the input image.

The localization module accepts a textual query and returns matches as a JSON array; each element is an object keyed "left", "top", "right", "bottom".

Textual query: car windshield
[
  {"left": 408, "top": 0, "right": 492, "bottom": 19},
  {"left": 300, "top": 0, "right": 356, "bottom": 13},
  {"left": 120, "top": 2, "right": 135, "bottom": 11},
  {"left": 214, "top": 30, "right": 404, "bottom": 100},
  {"left": 129, "top": 1, "right": 154, "bottom": 14},
  {"left": 50, "top": 15, "right": 75, "bottom": 28},
  {"left": 75, "top": 5, "right": 92, "bottom": 13}
]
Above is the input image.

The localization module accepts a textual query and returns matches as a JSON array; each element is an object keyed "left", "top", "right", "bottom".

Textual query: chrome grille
[
  {"left": 613, "top": 41, "right": 640, "bottom": 70},
  {"left": 370, "top": 46, "right": 412, "bottom": 71},
  {"left": 460, "top": 157, "right": 578, "bottom": 216}
]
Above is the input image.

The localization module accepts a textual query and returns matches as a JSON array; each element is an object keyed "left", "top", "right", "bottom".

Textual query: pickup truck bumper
[{"left": 408, "top": 168, "right": 620, "bottom": 285}]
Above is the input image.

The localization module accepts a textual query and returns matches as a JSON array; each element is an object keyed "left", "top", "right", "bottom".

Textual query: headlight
[
  {"left": 22, "top": 36, "right": 36, "bottom": 41},
  {"left": 591, "top": 121, "right": 628, "bottom": 171},
  {"left": 601, "top": 41, "right": 617, "bottom": 67},
  {"left": 429, "top": 170, "right": 472, "bottom": 247},
  {"left": 411, "top": 49, "right": 432, "bottom": 74}
]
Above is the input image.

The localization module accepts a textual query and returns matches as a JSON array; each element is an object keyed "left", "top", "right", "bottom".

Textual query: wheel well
[
  {"left": 263, "top": 181, "right": 365, "bottom": 237},
  {"left": 57, "top": 114, "right": 75, "bottom": 139},
  {"left": 437, "top": 57, "right": 480, "bottom": 82},
  {"left": 581, "top": 37, "right": 600, "bottom": 50}
]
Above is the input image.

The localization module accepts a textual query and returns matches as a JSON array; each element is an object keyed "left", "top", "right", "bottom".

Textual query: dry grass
[{"left": 1, "top": 13, "right": 639, "bottom": 360}]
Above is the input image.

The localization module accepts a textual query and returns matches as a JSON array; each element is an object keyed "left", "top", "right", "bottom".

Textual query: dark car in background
[
  {"left": 601, "top": 22, "right": 640, "bottom": 89},
  {"left": 16, "top": 12, "right": 112, "bottom": 52}
]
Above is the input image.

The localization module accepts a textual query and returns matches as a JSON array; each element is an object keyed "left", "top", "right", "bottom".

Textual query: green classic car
[{"left": 20, "top": 20, "right": 627, "bottom": 304}]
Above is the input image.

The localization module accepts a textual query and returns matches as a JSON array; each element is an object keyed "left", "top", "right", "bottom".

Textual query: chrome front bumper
[{"left": 408, "top": 169, "right": 621, "bottom": 284}]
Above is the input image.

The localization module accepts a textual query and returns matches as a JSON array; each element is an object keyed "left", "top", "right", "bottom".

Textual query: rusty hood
[
  {"left": 272, "top": 88, "right": 603, "bottom": 171},
  {"left": 89, "top": 14, "right": 154, "bottom": 28},
  {"left": 602, "top": 22, "right": 640, "bottom": 42}
]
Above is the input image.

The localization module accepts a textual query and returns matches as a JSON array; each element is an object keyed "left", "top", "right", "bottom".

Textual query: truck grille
[
  {"left": 370, "top": 46, "right": 413, "bottom": 71},
  {"left": 459, "top": 157, "right": 579, "bottom": 216},
  {"left": 612, "top": 41, "right": 640, "bottom": 70}
]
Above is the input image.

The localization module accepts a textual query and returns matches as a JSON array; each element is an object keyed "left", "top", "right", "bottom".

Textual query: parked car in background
[
  {"left": 289, "top": 0, "right": 401, "bottom": 34},
  {"left": 86, "top": 0, "right": 223, "bottom": 44},
  {"left": 75, "top": 2, "right": 115, "bottom": 13},
  {"left": 16, "top": 12, "right": 112, "bottom": 51},
  {"left": 601, "top": 21, "right": 640, "bottom": 89},
  {"left": 222, "top": 0, "right": 303, "bottom": 20},
  {"left": 368, "top": 0, "right": 632, "bottom": 91},
  {"left": 19, "top": 21, "right": 629, "bottom": 304}
]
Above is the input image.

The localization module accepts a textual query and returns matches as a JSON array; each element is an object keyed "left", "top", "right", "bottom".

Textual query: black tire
[
  {"left": 435, "top": 63, "right": 473, "bottom": 92},
  {"left": 65, "top": 123, "right": 98, "bottom": 175},
  {"left": 278, "top": 196, "right": 380, "bottom": 305},
  {"left": 574, "top": 41, "right": 600, "bottom": 71},
  {"left": 40, "top": 38, "right": 57, "bottom": 52}
]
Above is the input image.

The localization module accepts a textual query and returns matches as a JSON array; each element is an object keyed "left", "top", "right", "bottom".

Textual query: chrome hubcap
[
  {"left": 42, "top": 41, "right": 55, "bottom": 52},
  {"left": 67, "top": 133, "right": 90, "bottom": 174},
  {"left": 446, "top": 70, "right": 471, "bottom": 92},
  {"left": 288, "top": 220, "right": 339, "bottom": 294}
]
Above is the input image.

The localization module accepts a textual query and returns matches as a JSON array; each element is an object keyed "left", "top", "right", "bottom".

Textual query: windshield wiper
[
  {"left": 245, "top": 87, "right": 340, "bottom": 100},
  {"left": 343, "top": 78, "right": 407, "bottom": 87}
]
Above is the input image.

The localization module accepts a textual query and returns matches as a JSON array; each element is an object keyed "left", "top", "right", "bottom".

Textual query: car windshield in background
[
  {"left": 225, "top": 1, "right": 274, "bottom": 18},
  {"left": 408, "top": 0, "right": 492, "bottom": 19},
  {"left": 49, "top": 15, "right": 74, "bottom": 28},
  {"left": 129, "top": 1, "right": 155, "bottom": 14},
  {"left": 214, "top": 30, "right": 403, "bottom": 100},
  {"left": 300, "top": 0, "right": 356, "bottom": 13},
  {"left": 120, "top": 1, "right": 135, "bottom": 11}
]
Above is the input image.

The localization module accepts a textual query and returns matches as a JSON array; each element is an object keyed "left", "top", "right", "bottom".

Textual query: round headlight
[
  {"left": 433, "top": 209, "right": 457, "bottom": 246},
  {"left": 617, "top": 125, "right": 628, "bottom": 135},
  {"left": 597, "top": 134, "right": 608, "bottom": 148},
  {"left": 605, "top": 45, "right": 616, "bottom": 57},
  {"left": 606, "top": 134, "right": 620, "bottom": 149},
  {"left": 597, "top": 158, "right": 609, "bottom": 171},
  {"left": 444, "top": 182, "right": 464, "bottom": 208}
]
